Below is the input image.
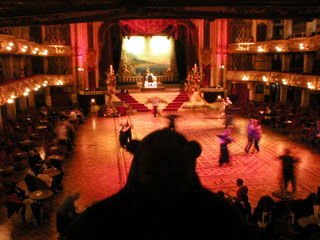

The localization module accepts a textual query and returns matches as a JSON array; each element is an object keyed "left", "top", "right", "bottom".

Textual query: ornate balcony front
[
  {"left": 226, "top": 70, "right": 320, "bottom": 90},
  {"left": 0, "top": 74, "right": 73, "bottom": 106},
  {"left": 228, "top": 35, "right": 320, "bottom": 54},
  {"left": 0, "top": 34, "right": 71, "bottom": 56}
]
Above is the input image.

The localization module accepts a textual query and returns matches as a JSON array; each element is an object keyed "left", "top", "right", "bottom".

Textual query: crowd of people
[
  {"left": 1, "top": 98, "right": 320, "bottom": 240},
  {"left": 0, "top": 105, "right": 85, "bottom": 229}
]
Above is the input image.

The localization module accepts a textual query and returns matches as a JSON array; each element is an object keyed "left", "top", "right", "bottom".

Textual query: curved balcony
[
  {"left": 228, "top": 35, "right": 320, "bottom": 54},
  {"left": 0, "top": 74, "right": 73, "bottom": 106},
  {"left": 226, "top": 70, "right": 320, "bottom": 90},
  {"left": 0, "top": 34, "right": 71, "bottom": 56}
]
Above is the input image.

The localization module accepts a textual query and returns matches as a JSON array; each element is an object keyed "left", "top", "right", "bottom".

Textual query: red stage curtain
[{"left": 120, "top": 19, "right": 177, "bottom": 36}]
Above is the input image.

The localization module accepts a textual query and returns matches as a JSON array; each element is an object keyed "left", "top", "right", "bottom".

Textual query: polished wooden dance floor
[{"left": 1, "top": 109, "right": 320, "bottom": 239}]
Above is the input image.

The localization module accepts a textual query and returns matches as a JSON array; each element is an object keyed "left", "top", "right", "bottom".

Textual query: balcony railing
[
  {"left": 226, "top": 70, "right": 320, "bottom": 90},
  {"left": 228, "top": 35, "right": 320, "bottom": 53},
  {"left": 0, "top": 75, "right": 73, "bottom": 106},
  {"left": 0, "top": 34, "right": 71, "bottom": 56}
]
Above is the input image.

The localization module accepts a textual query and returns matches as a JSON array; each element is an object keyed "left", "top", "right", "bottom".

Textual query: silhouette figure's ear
[{"left": 126, "top": 140, "right": 140, "bottom": 154}]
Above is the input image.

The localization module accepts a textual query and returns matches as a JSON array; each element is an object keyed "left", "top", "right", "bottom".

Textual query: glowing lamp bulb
[
  {"left": 7, "top": 99, "right": 14, "bottom": 103},
  {"left": 91, "top": 98, "right": 95, "bottom": 103}
]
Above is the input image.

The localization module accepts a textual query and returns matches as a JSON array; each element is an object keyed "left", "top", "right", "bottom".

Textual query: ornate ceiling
[{"left": 0, "top": 0, "right": 319, "bottom": 27}]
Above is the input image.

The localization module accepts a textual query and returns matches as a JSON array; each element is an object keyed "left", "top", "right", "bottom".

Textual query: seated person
[
  {"left": 5, "top": 181, "right": 27, "bottom": 222},
  {"left": 28, "top": 148, "right": 43, "bottom": 175}
]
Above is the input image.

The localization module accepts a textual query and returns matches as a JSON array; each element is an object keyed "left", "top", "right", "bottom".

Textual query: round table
[{"left": 29, "top": 189, "right": 53, "bottom": 201}]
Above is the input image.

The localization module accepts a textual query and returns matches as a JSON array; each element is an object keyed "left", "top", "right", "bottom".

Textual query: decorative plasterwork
[
  {"left": 0, "top": 34, "right": 71, "bottom": 56},
  {"left": 228, "top": 35, "right": 320, "bottom": 53},
  {"left": 0, "top": 75, "right": 73, "bottom": 106},
  {"left": 226, "top": 70, "right": 320, "bottom": 90}
]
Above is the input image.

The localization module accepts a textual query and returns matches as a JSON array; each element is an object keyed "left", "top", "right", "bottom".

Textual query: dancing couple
[{"left": 245, "top": 119, "right": 262, "bottom": 153}]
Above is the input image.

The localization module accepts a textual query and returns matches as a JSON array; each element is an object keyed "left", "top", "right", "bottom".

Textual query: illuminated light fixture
[
  {"left": 219, "top": 65, "right": 225, "bottom": 69},
  {"left": 25, "top": 88, "right": 30, "bottom": 92},
  {"left": 262, "top": 76, "right": 268, "bottom": 82},
  {"left": 150, "top": 36, "right": 171, "bottom": 54},
  {"left": 217, "top": 95, "right": 221, "bottom": 99},
  {"left": 36, "top": 84, "right": 41, "bottom": 88},
  {"left": 77, "top": 67, "right": 84, "bottom": 71},
  {"left": 32, "top": 50, "right": 37, "bottom": 54},
  {"left": 8, "top": 42, "right": 14, "bottom": 46},
  {"left": 43, "top": 83, "right": 47, "bottom": 87},
  {"left": 35, "top": 48, "right": 39, "bottom": 51},
  {"left": 6, "top": 46, "right": 12, "bottom": 50},
  {"left": 258, "top": 46, "right": 263, "bottom": 52},
  {"left": 23, "top": 92, "right": 29, "bottom": 96},
  {"left": 10, "top": 94, "right": 16, "bottom": 99},
  {"left": 7, "top": 99, "right": 14, "bottom": 103},
  {"left": 21, "top": 48, "right": 27, "bottom": 52},
  {"left": 242, "top": 75, "right": 248, "bottom": 81},
  {"left": 123, "top": 36, "right": 145, "bottom": 55},
  {"left": 299, "top": 43, "right": 304, "bottom": 50},
  {"left": 44, "top": 80, "right": 48, "bottom": 84},
  {"left": 307, "top": 82, "right": 314, "bottom": 89},
  {"left": 56, "top": 80, "right": 64, "bottom": 85},
  {"left": 34, "top": 87, "right": 39, "bottom": 91},
  {"left": 282, "top": 79, "right": 288, "bottom": 85},
  {"left": 275, "top": 46, "right": 282, "bottom": 52},
  {"left": 91, "top": 98, "right": 96, "bottom": 103},
  {"left": 23, "top": 45, "right": 28, "bottom": 49}
]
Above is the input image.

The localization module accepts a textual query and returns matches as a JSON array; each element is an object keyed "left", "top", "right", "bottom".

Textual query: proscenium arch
[{"left": 98, "top": 20, "right": 199, "bottom": 85}]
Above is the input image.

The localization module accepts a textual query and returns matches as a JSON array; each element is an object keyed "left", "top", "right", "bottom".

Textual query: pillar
[
  {"left": 301, "top": 89, "right": 310, "bottom": 107},
  {"left": 282, "top": 54, "right": 291, "bottom": 72},
  {"left": 6, "top": 102, "right": 16, "bottom": 120},
  {"left": 304, "top": 53, "right": 313, "bottom": 74},
  {"left": 266, "top": 20, "right": 274, "bottom": 40},
  {"left": 18, "top": 96, "right": 28, "bottom": 110},
  {"left": 45, "top": 87, "right": 52, "bottom": 107},
  {"left": 306, "top": 19, "right": 316, "bottom": 36},
  {"left": 280, "top": 86, "right": 287, "bottom": 103},
  {"left": 27, "top": 92, "right": 35, "bottom": 108},
  {"left": 283, "top": 20, "right": 292, "bottom": 39},
  {"left": 213, "top": 19, "right": 228, "bottom": 88}
]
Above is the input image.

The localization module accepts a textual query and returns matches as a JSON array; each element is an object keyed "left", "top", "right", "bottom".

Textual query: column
[
  {"left": 76, "top": 23, "right": 89, "bottom": 91},
  {"left": 252, "top": 20, "right": 257, "bottom": 41},
  {"left": 304, "top": 53, "right": 313, "bottom": 74},
  {"left": 6, "top": 102, "right": 16, "bottom": 120},
  {"left": 18, "top": 96, "right": 28, "bottom": 110},
  {"left": 301, "top": 89, "right": 310, "bottom": 107},
  {"left": 266, "top": 20, "right": 274, "bottom": 40},
  {"left": 70, "top": 23, "right": 78, "bottom": 92},
  {"left": 27, "top": 92, "right": 35, "bottom": 108},
  {"left": 283, "top": 20, "right": 292, "bottom": 39},
  {"left": 306, "top": 19, "right": 316, "bottom": 36},
  {"left": 213, "top": 19, "right": 228, "bottom": 88},
  {"left": 282, "top": 54, "right": 291, "bottom": 72},
  {"left": 280, "top": 86, "right": 287, "bottom": 103},
  {"left": 44, "top": 87, "right": 52, "bottom": 107}
]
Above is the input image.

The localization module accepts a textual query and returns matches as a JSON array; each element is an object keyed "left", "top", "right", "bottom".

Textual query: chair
[{"left": 24, "top": 174, "right": 49, "bottom": 193}]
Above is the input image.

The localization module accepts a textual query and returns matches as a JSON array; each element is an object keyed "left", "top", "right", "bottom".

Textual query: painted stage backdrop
[{"left": 120, "top": 36, "right": 176, "bottom": 76}]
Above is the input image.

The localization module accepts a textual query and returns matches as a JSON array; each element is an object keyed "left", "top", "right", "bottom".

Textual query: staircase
[
  {"left": 162, "top": 92, "right": 189, "bottom": 111},
  {"left": 115, "top": 93, "right": 150, "bottom": 112}
]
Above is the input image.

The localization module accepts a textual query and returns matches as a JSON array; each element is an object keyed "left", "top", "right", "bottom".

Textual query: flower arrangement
[
  {"left": 184, "top": 64, "right": 201, "bottom": 96},
  {"left": 104, "top": 106, "right": 121, "bottom": 117}
]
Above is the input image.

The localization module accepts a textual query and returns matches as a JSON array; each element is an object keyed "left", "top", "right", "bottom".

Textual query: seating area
[
  {"left": 0, "top": 105, "right": 85, "bottom": 226},
  {"left": 239, "top": 101, "right": 320, "bottom": 148}
]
